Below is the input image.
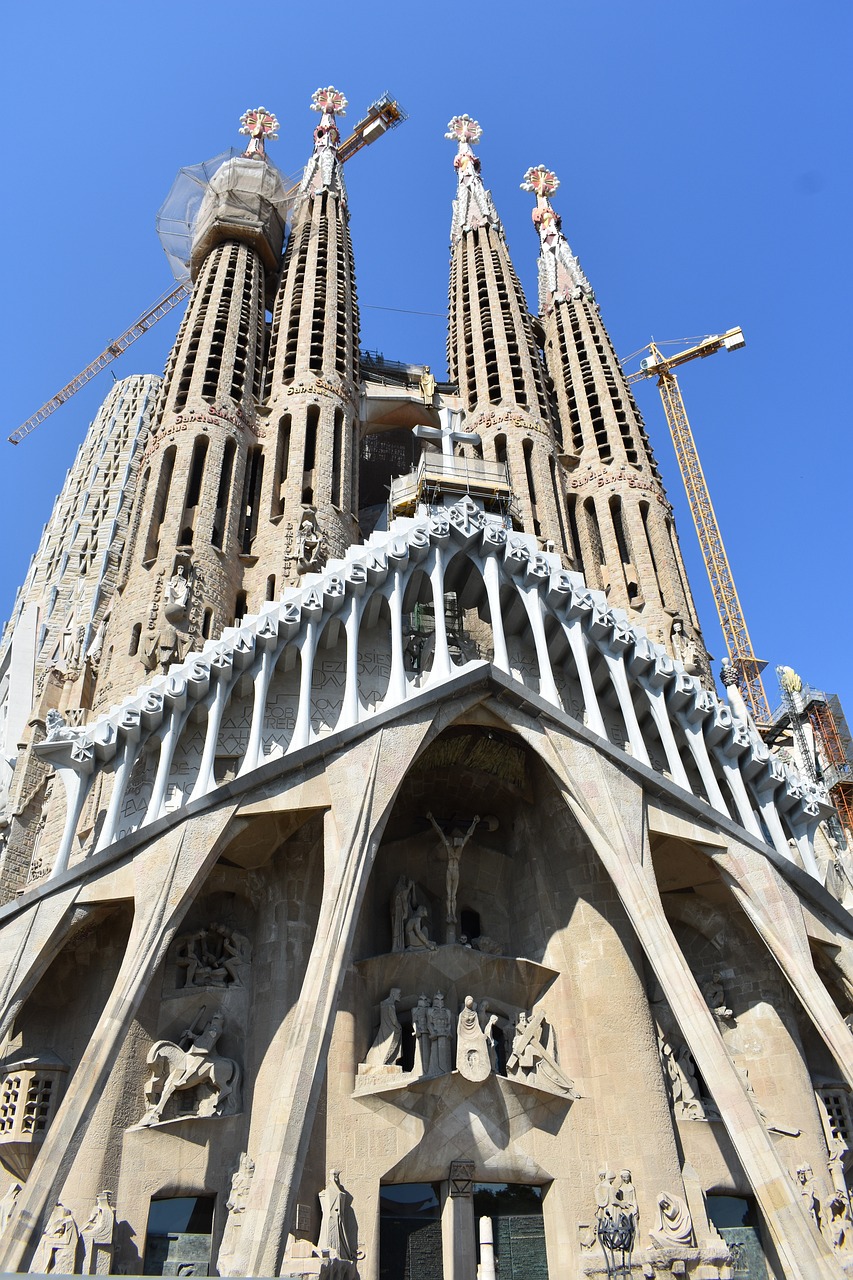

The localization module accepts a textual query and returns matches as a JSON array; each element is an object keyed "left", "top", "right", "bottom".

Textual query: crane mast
[
  {"left": 628, "top": 329, "right": 773, "bottom": 729},
  {"left": 8, "top": 93, "right": 406, "bottom": 446}
]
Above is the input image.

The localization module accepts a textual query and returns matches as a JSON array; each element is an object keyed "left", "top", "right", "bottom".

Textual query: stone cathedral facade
[{"left": 1, "top": 94, "right": 853, "bottom": 1280}]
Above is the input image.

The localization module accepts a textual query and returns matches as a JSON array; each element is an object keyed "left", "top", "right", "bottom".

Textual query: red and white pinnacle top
[
  {"left": 239, "top": 107, "right": 280, "bottom": 160},
  {"left": 446, "top": 114, "right": 501, "bottom": 244},
  {"left": 521, "top": 164, "right": 592, "bottom": 313},
  {"left": 300, "top": 86, "right": 349, "bottom": 202}
]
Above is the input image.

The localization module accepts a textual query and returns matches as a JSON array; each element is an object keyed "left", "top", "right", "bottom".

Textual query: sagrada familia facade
[{"left": 0, "top": 91, "right": 852, "bottom": 1279}]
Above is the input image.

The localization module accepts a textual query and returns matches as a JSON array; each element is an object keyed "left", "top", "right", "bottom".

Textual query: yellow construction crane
[
  {"left": 8, "top": 93, "right": 406, "bottom": 447},
  {"left": 627, "top": 328, "right": 774, "bottom": 730}
]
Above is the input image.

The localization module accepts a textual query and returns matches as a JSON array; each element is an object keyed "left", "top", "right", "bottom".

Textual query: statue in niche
[
  {"left": 426, "top": 811, "right": 480, "bottom": 930},
  {"left": 671, "top": 619, "right": 701, "bottom": 676},
  {"left": 413, "top": 994, "right": 431, "bottom": 1076},
  {"left": 0, "top": 1180, "right": 21, "bottom": 1240},
  {"left": 164, "top": 563, "right": 194, "bottom": 624},
  {"left": 456, "top": 995, "right": 492, "bottom": 1082},
  {"left": 296, "top": 512, "right": 326, "bottom": 576},
  {"left": 390, "top": 876, "right": 416, "bottom": 953},
  {"left": 175, "top": 925, "right": 250, "bottom": 988},
  {"left": 649, "top": 1192, "right": 693, "bottom": 1248},
  {"left": 364, "top": 989, "right": 402, "bottom": 1069},
  {"left": 317, "top": 1169, "right": 355, "bottom": 1262},
  {"left": 80, "top": 1190, "right": 115, "bottom": 1275},
  {"left": 480, "top": 1000, "right": 500, "bottom": 1072},
  {"left": 507, "top": 1010, "right": 578, "bottom": 1097},
  {"left": 427, "top": 991, "right": 453, "bottom": 1077},
  {"left": 405, "top": 905, "right": 437, "bottom": 951},
  {"left": 142, "top": 624, "right": 191, "bottom": 675},
  {"left": 30, "top": 1204, "right": 78, "bottom": 1274},
  {"left": 140, "top": 1011, "right": 241, "bottom": 1126},
  {"left": 702, "top": 971, "right": 734, "bottom": 1022}
]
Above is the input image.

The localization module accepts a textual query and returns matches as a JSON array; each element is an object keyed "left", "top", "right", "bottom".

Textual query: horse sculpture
[{"left": 140, "top": 1012, "right": 240, "bottom": 1126}]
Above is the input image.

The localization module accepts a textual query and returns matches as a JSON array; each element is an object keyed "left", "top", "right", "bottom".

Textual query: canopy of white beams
[{"left": 36, "top": 496, "right": 829, "bottom": 882}]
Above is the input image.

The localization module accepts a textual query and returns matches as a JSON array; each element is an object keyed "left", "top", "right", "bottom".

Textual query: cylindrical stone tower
[
  {"left": 98, "top": 108, "right": 288, "bottom": 703},
  {"left": 261, "top": 87, "right": 361, "bottom": 586},
  {"left": 524, "top": 164, "right": 709, "bottom": 676},
  {"left": 445, "top": 116, "right": 575, "bottom": 561}
]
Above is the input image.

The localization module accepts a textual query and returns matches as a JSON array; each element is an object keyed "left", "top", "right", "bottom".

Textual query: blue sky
[{"left": 1, "top": 1, "right": 850, "bottom": 716}]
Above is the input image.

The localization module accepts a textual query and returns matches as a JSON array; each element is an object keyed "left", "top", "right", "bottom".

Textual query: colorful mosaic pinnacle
[
  {"left": 238, "top": 107, "right": 280, "bottom": 159},
  {"left": 311, "top": 86, "right": 348, "bottom": 116},
  {"left": 445, "top": 114, "right": 482, "bottom": 145},
  {"left": 521, "top": 164, "right": 560, "bottom": 199}
]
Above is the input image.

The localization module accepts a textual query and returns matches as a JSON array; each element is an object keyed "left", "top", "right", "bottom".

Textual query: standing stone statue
[
  {"left": 427, "top": 992, "right": 453, "bottom": 1077},
  {"left": 426, "top": 811, "right": 480, "bottom": 933},
  {"left": 413, "top": 994, "right": 431, "bottom": 1076},
  {"left": 364, "top": 989, "right": 402, "bottom": 1068},
  {"left": 318, "top": 1169, "right": 355, "bottom": 1261},
  {"left": 30, "top": 1204, "right": 78, "bottom": 1274},
  {"left": 614, "top": 1171, "right": 639, "bottom": 1231},
  {"left": 80, "top": 1190, "right": 115, "bottom": 1275},
  {"left": 391, "top": 876, "right": 415, "bottom": 952},
  {"left": 649, "top": 1192, "right": 693, "bottom": 1248},
  {"left": 456, "top": 995, "right": 492, "bottom": 1082},
  {"left": 419, "top": 365, "right": 436, "bottom": 406},
  {"left": 0, "top": 1180, "right": 21, "bottom": 1240},
  {"left": 218, "top": 1152, "right": 256, "bottom": 1274}
]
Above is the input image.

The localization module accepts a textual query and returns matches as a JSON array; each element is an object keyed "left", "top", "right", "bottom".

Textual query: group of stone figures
[
  {"left": 795, "top": 1154, "right": 853, "bottom": 1256},
  {"left": 0, "top": 1187, "right": 114, "bottom": 1274},
  {"left": 588, "top": 1167, "right": 694, "bottom": 1266},
  {"left": 174, "top": 924, "right": 250, "bottom": 988},
  {"left": 360, "top": 988, "right": 577, "bottom": 1096}
]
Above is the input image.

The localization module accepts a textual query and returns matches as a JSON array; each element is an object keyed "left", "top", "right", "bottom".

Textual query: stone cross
[{"left": 413, "top": 408, "right": 481, "bottom": 458}]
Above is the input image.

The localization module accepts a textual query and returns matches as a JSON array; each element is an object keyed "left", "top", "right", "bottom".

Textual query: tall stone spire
[
  {"left": 445, "top": 118, "right": 574, "bottom": 560},
  {"left": 96, "top": 109, "right": 288, "bottom": 703},
  {"left": 524, "top": 165, "right": 708, "bottom": 674},
  {"left": 263, "top": 86, "right": 360, "bottom": 583}
]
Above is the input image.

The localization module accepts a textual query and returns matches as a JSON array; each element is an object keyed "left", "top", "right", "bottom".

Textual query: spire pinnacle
[
  {"left": 239, "top": 107, "right": 280, "bottom": 160},
  {"left": 446, "top": 115, "right": 500, "bottom": 242},
  {"left": 521, "top": 164, "right": 592, "bottom": 311},
  {"left": 301, "top": 86, "right": 348, "bottom": 200}
]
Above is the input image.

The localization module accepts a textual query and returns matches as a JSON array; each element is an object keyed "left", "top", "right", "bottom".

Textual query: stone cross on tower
[
  {"left": 239, "top": 107, "right": 280, "bottom": 160},
  {"left": 413, "top": 408, "right": 481, "bottom": 458}
]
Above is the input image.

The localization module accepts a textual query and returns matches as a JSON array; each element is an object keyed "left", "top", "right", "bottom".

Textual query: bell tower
[
  {"left": 445, "top": 116, "right": 574, "bottom": 561},
  {"left": 263, "top": 87, "right": 361, "bottom": 583},
  {"left": 524, "top": 163, "right": 709, "bottom": 674}
]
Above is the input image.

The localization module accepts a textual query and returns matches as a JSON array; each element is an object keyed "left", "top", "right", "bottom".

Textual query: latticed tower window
[
  {"left": 818, "top": 1087, "right": 853, "bottom": 1144},
  {"left": 0, "top": 1075, "right": 21, "bottom": 1133},
  {"left": 22, "top": 1076, "right": 54, "bottom": 1134}
]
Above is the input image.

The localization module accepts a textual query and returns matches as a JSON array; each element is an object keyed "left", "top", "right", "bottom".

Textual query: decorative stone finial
[
  {"left": 521, "top": 164, "right": 560, "bottom": 199},
  {"left": 445, "top": 114, "right": 482, "bottom": 145},
  {"left": 522, "top": 161, "right": 592, "bottom": 311},
  {"left": 301, "top": 88, "right": 348, "bottom": 200},
  {"left": 720, "top": 660, "right": 740, "bottom": 687},
  {"left": 239, "top": 107, "right": 280, "bottom": 160},
  {"left": 311, "top": 86, "right": 348, "bottom": 117},
  {"left": 446, "top": 116, "right": 499, "bottom": 242}
]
